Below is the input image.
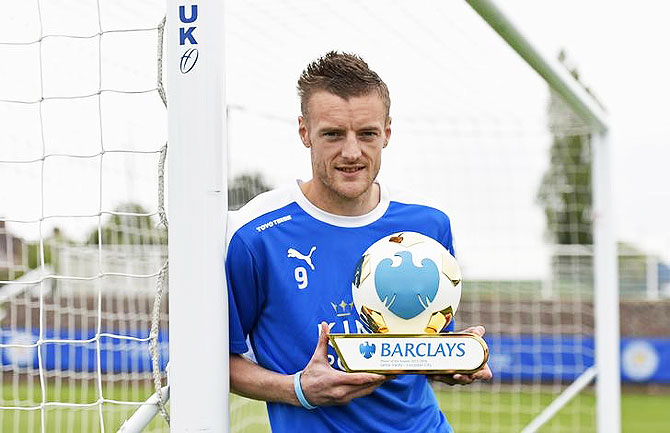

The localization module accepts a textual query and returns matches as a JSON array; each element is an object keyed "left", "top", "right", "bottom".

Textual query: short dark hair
[{"left": 297, "top": 51, "right": 390, "bottom": 118}]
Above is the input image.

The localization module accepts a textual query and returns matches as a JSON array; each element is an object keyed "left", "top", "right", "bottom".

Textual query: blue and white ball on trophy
[
  {"left": 330, "top": 232, "right": 488, "bottom": 374},
  {"left": 352, "top": 232, "right": 461, "bottom": 335}
]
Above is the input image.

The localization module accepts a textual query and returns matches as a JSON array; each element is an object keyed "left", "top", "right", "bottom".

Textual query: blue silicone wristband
[{"left": 293, "top": 370, "right": 317, "bottom": 410}]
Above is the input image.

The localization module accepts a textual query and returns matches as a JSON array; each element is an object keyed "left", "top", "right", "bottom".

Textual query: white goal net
[
  {"left": 1, "top": 1, "right": 614, "bottom": 432},
  {"left": 0, "top": 1, "right": 169, "bottom": 432}
]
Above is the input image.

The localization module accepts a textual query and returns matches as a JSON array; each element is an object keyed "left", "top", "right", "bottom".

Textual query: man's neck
[{"left": 299, "top": 180, "right": 380, "bottom": 216}]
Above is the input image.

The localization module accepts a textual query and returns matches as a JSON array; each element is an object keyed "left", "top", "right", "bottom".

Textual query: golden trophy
[{"left": 330, "top": 232, "right": 488, "bottom": 374}]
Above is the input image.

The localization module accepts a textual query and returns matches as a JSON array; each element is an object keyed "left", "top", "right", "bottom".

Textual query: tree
[
  {"left": 228, "top": 173, "right": 272, "bottom": 211},
  {"left": 536, "top": 50, "right": 605, "bottom": 245},
  {"left": 85, "top": 173, "right": 272, "bottom": 246},
  {"left": 86, "top": 203, "right": 167, "bottom": 245}
]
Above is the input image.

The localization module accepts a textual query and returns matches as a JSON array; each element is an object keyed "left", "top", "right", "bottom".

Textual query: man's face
[{"left": 298, "top": 91, "right": 391, "bottom": 203}]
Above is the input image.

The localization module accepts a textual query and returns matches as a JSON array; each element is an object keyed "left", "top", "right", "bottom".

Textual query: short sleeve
[{"left": 226, "top": 233, "right": 265, "bottom": 354}]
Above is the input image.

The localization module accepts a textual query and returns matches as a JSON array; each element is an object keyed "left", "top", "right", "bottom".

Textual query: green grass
[
  {"left": 0, "top": 381, "right": 168, "bottom": 433},
  {"left": 228, "top": 386, "right": 670, "bottom": 433},
  {"left": 2, "top": 382, "right": 668, "bottom": 432},
  {"left": 620, "top": 392, "right": 670, "bottom": 433}
]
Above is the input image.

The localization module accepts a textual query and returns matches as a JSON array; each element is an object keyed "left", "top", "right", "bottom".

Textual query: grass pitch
[
  {"left": 1, "top": 382, "right": 668, "bottom": 432},
  {"left": 229, "top": 386, "right": 670, "bottom": 433}
]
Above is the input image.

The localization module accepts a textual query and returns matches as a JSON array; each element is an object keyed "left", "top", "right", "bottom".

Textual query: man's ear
[
  {"left": 383, "top": 116, "right": 392, "bottom": 148},
  {"left": 298, "top": 116, "right": 310, "bottom": 148}
]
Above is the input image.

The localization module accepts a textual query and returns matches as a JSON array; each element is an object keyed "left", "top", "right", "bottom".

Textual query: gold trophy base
[{"left": 329, "top": 333, "right": 488, "bottom": 375}]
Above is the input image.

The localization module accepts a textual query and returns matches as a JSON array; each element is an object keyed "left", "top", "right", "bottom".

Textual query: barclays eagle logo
[
  {"left": 359, "top": 341, "right": 376, "bottom": 359},
  {"left": 374, "top": 251, "right": 439, "bottom": 320}
]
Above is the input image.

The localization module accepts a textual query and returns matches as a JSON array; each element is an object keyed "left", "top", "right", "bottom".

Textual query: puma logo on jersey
[{"left": 287, "top": 246, "right": 317, "bottom": 270}]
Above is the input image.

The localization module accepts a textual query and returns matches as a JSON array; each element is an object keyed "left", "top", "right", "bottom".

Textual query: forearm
[{"left": 229, "top": 354, "right": 300, "bottom": 406}]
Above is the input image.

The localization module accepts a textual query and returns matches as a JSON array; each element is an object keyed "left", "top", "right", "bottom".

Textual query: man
[{"left": 226, "top": 51, "right": 491, "bottom": 432}]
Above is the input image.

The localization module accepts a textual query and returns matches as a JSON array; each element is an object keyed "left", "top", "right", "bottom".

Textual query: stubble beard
[{"left": 319, "top": 163, "right": 378, "bottom": 206}]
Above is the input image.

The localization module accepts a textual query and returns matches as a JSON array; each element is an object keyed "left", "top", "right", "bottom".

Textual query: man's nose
[{"left": 341, "top": 132, "right": 362, "bottom": 160}]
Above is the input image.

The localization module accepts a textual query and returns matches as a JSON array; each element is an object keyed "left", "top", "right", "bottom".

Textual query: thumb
[{"left": 310, "top": 322, "right": 330, "bottom": 362}]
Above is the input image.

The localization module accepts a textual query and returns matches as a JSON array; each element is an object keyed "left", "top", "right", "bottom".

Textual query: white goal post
[
  {"left": 465, "top": 2, "right": 619, "bottom": 431},
  {"left": 166, "top": 0, "right": 229, "bottom": 432}
]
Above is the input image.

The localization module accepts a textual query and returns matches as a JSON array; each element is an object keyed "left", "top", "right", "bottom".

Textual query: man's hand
[
  {"left": 430, "top": 325, "right": 493, "bottom": 386},
  {"left": 299, "top": 322, "right": 393, "bottom": 406}
]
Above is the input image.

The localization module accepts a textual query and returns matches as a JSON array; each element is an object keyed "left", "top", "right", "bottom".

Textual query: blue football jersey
[{"left": 226, "top": 181, "right": 455, "bottom": 433}]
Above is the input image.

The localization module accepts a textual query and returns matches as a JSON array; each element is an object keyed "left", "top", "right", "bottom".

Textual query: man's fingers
[
  {"left": 430, "top": 374, "right": 459, "bottom": 385},
  {"left": 336, "top": 371, "right": 389, "bottom": 386},
  {"left": 472, "top": 365, "right": 493, "bottom": 381},
  {"left": 451, "top": 325, "right": 491, "bottom": 382},
  {"left": 343, "top": 381, "right": 387, "bottom": 400},
  {"left": 310, "top": 322, "right": 330, "bottom": 362},
  {"left": 333, "top": 374, "right": 394, "bottom": 402},
  {"left": 301, "top": 368, "right": 393, "bottom": 406},
  {"left": 460, "top": 325, "right": 485, "bottom": 337},
  {"left": 431, "top": 372, "right": 483, "bottom": 386},
  {"left": 452, "top": 374, "right": 474, "bottom": 384},
  {"left": 447, "top": 374, "right": 472, "bottom": 385}
]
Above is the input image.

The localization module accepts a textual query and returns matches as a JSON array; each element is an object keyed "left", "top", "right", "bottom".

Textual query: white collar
[{"left": 292, "top": 180, "right": 390, "bottom": 228}]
